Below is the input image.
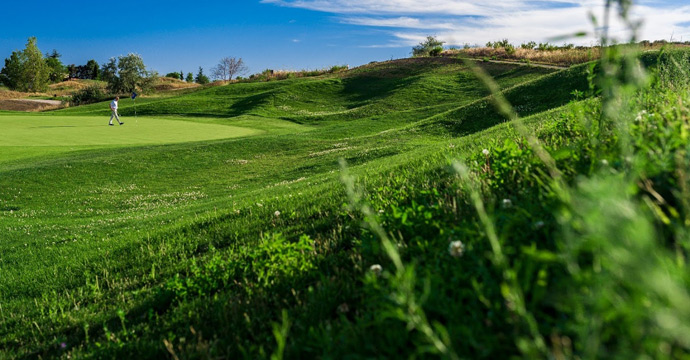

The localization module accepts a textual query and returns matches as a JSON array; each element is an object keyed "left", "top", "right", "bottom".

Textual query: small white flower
[
  {"left": 534, "top": 221, "right": 545, "bottom": 229},
  {"left": 601, "top": 159, "right": 609, "bottom": 166},
  {"left": 448, "top": 240, "right": 465, "bottom": 258},
  {"left": 274, "top": 211, "right": 281, "bottom": 217},
  {"left": 378, "top": 209, "right": 384, "bottom": 214},
  {"left": 502, "top": 199, "right": 512, "bottom": 208},
  {"left": 369, "top": 264, "right": 383, "bottom": 276},
  {"left": 482, "top": 149, "right": 490, "bottom": 156},
  {"left": 337, "top": 303, "right": 350, "bottom": 314}
]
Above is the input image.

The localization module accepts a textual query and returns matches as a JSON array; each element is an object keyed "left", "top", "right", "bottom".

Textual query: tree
[
  {"left": 85, "top": 60, "right": 99, "bottom": 80},
  {"left": 211, "top": 57, "right": 248, "bottom": 81},
  {"left": 412, "top": 36, "right": 445, "bottom": 57},
  {"left": 186, "top": 72, "right": 194, "bottom": 82},
  {"left": 0, "top": 37, "right": 50, "bottom": 91},
  {"left": 195, "top": 67, "right": 209, "bottom": 84},
  {"left": 104, "top": 53, "right": 157, "bottom": 94},
  {"left": 180, "top": 71, "right": 184, "bottom": 81},
  {"left": 45, "top": 49, "right": 66, "bottom": 83},
  {"left": 165, "top": 72, "right": 181, "bottom": 79},
  {"left": 21, "top": 37, "right": 50, "bottom": 91},
  {"left": 0, "top": 51, "right": 23, "bottom": 89},
  {"left": 211, "top": 64, "right": 226, "bottom": 81},
  {"left": 117, "top": 53, "right": 147, "bottom": 93},
  {"left": 47, "top": 49, "right": 61, "bottom": 59},
  {"left": 100, "top": 58, "right": 118, "bottom": 86}
]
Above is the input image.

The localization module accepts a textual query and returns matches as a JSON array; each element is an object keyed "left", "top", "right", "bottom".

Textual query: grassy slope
[{"left": 0, "top": 57, "right": 616, "bottom": 358}]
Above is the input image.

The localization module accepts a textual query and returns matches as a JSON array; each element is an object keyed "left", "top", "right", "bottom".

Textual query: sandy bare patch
[{"left": 0, "top": 99, "right": 64, "bottom": 112}]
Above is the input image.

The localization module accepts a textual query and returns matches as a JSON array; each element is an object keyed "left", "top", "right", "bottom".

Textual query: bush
[
  {"left": 429, "top": 46, "right": 444, "bottom": 57},
  {"left": 412, "top": 36, "right": 445, "bottom": 57},
  {"left": 70, "top": 85, "right": 106, "bottom": 106},
  {"left": 329, "top": 65, "right": 349, "bottom": 73},
  {"left": 521, "top": 41, "right": 537, "bottom": 49}
]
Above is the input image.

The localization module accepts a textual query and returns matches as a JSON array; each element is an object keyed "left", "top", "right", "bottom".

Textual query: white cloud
[
  {"left": 341, "top": 16, "right": 457, "bottom": 30},
  {"left": 263, "top": 0, "right": 690, "bottom": 47}
]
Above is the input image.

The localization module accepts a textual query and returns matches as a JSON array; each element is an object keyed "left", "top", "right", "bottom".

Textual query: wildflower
[
  {"left": 534, "top": 221, "right": 545, "bottom": 229},
  {"left": 337, "top": 303, "right": 350, "bottom": 314},
  {"left": 60, "top": 342, "right": 67, "bottom": 349},
  {"left": 274, "top": 211, "right": 281, "bottom": 217},
  {"left": 369, "top": 264, "right": 383, "bottom": 276},
  {"left": 482, "top": 149, "right": 490, "bottom": 156},
  {"left": 448, "top": 240, "right": 465, "bottom": 258},
  {"left": 378, "top": 209, "right": 384, "bottom": 214},
  {"left": 502, "top": 199, "right": 512, "bottom": 209}
]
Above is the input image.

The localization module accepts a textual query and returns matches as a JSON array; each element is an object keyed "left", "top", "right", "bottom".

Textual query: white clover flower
[
  {"left": 448, "top": 240, "right": 465, "bottom": 258},
  {"left": 502, "top": 199, "right": 512, "bottom": 209},
  {"left": 482, "top": 149, "right": 490, "bottom": 156},
  {"left": 369, "top": 264, "right": 383, "bottom": 276},
  {"left": 337, "top": 303, "right": 350, "bottom": 314},
  {"left": 274, "top": 211, "right": 281, "bottom": 217}
]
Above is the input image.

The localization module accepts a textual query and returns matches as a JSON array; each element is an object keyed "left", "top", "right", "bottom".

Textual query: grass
[
  {"left": 1, "top": 48, "right": 689, "bottom": 359},
  {"left": 152, "top": 77, "right": 200, "bottom": 92},
  {"left": 448, "top": 42, "right": 689, "bottom": 67},
  {"left": 0, "top": 115, "right": 265, "bottom": 162}
]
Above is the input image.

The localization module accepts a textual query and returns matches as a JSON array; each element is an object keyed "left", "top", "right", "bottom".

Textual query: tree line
[
  {"left": 1, "top": 37, "right": 249, "bottom": 94},
  {"left": 165, "top": 57, "right": 248, "bottom": 85}
]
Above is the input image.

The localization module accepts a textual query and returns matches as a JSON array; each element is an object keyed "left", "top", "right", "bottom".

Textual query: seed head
[{"left": 482, "top": 149, "right": 490, "bottom": 156}]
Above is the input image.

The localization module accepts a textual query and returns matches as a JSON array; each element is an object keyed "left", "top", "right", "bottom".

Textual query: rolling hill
[{"left": 1, "top": 51, "right": 689, "bottom": 359}]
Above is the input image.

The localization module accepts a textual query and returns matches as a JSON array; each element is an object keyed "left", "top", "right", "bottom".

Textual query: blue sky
[{"left": 1, "top": 0, "right": 688, "bottom": 77}]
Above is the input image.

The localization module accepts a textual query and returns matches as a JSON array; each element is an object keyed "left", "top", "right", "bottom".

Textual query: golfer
[{"left": 109, "top": 96, "right": 124, "bottom": 126}]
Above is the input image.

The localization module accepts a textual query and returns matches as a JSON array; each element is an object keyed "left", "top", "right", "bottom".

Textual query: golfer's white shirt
[{"left": 111, "top": 100, "right": 118, "bottom": 110}]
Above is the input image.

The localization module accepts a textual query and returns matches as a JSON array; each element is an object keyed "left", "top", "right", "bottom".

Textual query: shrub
[
  {"left": 70, "top": 85, "right": 106, "bottom": 106},
  {"left": 429, "top": 46, "right": 444, "bottom": 57},
  {"left": 329, "top": 65, "right": 349, "bottom": 73},
  {"left": 412, "top": 36, "right": 445, "bottom": 57},
  {"left": 521, "top": 41, "right": 537, "bottom": 49}
]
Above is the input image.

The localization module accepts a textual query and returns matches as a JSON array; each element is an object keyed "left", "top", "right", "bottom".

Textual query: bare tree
[
  {"left": 211, "top": 57, "right": 248, "bottom": 81},
  {"left": 211, "top": 63, "right": 226, "bottom": 81}
]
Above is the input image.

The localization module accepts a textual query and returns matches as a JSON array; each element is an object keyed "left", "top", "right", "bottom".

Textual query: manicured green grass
[{"left": 0, "top": 115, "right": 263, "bottom": 158}]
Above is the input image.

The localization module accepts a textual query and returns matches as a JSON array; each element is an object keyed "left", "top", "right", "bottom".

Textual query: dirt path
[{"left": 0, "top": 99, "right": 64, "bottom": 112}]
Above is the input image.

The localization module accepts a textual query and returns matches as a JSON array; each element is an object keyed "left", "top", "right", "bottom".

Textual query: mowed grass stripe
[{"left": 0, "top": 115, "right": 262, "bottom": 147}]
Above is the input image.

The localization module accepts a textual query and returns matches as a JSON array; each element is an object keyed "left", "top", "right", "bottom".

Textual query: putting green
[{"left": 0, "top": 115, "right": 262, "bottom": 146}]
